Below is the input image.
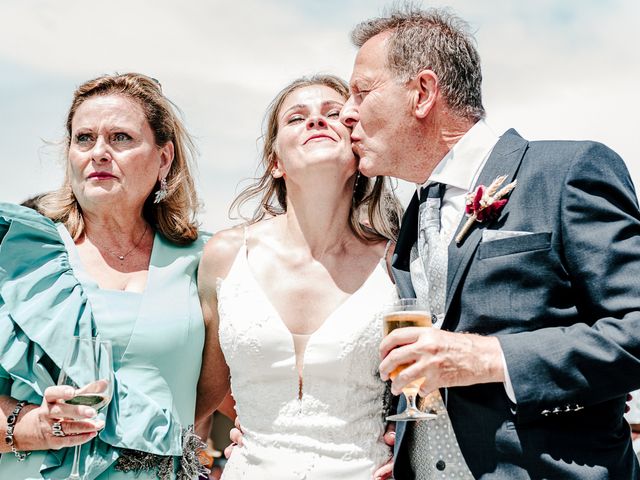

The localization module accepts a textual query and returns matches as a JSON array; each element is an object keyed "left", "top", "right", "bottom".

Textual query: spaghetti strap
[
  {"left": 382, "top": 239, "right": 395, "bottom": 279},
  {"left": 242, "top": 224, "right": 249, "bottom": 248},
  {"left": 383, "top": 239, "right": 393, "bottom": 259}
]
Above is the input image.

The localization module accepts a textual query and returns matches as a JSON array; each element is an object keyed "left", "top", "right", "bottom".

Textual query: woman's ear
[
  {"left": 271, "top": 156, "right": 285, "bottom": 179},
  {"left": 158, "top": 141, "right": 175, "bottom": 180},
  {"left": 413, "top": 69, "right": 439, "bottom": 119}
]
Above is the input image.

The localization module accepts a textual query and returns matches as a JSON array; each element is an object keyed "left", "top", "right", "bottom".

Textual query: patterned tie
[
  {"left": 407, "top": 183, "right": 474, "bottom": 480},
  {"left": 420, "top": 183, "right": 447, "bottom": 324}
]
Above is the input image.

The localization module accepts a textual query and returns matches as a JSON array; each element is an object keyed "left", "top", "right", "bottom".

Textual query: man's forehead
[{"left": 350, "top": 31, "right": 391, "bottom": 84}]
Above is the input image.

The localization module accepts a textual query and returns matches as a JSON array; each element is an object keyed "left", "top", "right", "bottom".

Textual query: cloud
[{"left": 1, "top": 0, "right": 638, "bottom": 232}]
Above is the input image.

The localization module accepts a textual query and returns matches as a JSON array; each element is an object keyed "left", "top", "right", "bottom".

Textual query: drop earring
[{"left": 154, "top": 177, "right": 168, "bottom": 204}]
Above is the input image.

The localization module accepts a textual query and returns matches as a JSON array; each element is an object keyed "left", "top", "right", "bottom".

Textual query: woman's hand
[{"left": 13, "top": 386, "right": 104, "bottom": 451}]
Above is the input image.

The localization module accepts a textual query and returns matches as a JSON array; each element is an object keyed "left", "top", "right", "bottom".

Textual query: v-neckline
[
  {"left": 58, "top": 224, "right": 159, "bottom": 296},
  {"left": 239, "top": 244, "right": 383, "bottom": 341}
]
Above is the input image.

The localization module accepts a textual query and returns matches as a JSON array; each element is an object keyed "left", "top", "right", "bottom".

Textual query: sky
[{"left": 1, "top": 0, "right": 638, "bottom": 232}]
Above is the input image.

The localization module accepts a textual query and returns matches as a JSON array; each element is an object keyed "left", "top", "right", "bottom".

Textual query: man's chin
[{"left": 357, "top": 157, "right": 379, "bottom": 178}]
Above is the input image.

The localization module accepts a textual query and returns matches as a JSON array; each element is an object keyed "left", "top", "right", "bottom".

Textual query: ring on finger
[{"left": 52, "top": 421, "right": 66, "bottom": 437}]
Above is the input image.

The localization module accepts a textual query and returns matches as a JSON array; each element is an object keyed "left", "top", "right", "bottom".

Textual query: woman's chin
[{"left": 76, "top": 188, "right": 125, "bottom": 209}]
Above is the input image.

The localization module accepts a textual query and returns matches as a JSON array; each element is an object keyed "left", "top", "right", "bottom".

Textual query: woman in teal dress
[{"left": 0, "top": 73, "right": 209, "bottom": 479}]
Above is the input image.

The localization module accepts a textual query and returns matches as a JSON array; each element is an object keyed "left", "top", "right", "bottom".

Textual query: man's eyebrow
[{"left": 350, "top": 80, "right": 368, "bottom": 92}]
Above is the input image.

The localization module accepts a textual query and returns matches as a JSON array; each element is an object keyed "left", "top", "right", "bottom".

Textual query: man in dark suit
[{"left": 340, "top": 6, "right": 640, "bottom": 479}]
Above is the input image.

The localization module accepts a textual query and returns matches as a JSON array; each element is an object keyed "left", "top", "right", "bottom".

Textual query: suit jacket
[{"left": 392, "top": 129, "right": 640, "bottom": 479}]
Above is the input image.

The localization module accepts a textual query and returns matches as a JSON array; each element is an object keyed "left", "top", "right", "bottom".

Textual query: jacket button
[{"left": 436, "top": 460, "right": 446, "bottom": 471}]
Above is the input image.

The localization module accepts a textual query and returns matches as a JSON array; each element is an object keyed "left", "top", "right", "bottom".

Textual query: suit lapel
[
  {"left": 444, "top": 129, "right": 529, "bottom": 320},
  {"left": 392, "top": 190, "right": 420, "bottom": 273},
  {"left": 391, "top": 191, "right": 420, "bottom": 299}
]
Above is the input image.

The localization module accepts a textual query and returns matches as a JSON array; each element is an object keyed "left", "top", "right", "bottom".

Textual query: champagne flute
[
  {"left": 383, "top": 299, "right": 436, "bottom": 421},
  {"left": 57, "top": 337, "right": 113, "bottom": 480}
]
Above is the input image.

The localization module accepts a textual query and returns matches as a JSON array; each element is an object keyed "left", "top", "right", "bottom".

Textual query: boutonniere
[{"left": 454, "top": 175, "right": 517, "bottom": 245}]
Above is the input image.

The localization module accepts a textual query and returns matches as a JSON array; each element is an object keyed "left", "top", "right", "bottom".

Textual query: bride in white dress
[{"left": 195, "top": 75, "right": 401, "bottom": 479}]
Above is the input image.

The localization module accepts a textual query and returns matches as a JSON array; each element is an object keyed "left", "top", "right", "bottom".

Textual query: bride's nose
[{"left": 306, "top": 115, "right": 327, "bottom": 129}]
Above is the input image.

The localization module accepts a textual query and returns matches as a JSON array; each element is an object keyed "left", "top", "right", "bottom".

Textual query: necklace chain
[{"left": 87, "top": 223, "right": 149, "bottom": 262}]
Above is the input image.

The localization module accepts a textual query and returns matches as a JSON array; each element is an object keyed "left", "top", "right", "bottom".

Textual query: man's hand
[
  {"left": 372, "top": 423, "right": 395, "bottom": 480},
  {"left": 379, "top": 327, "right": 505, "bottom": 396}
]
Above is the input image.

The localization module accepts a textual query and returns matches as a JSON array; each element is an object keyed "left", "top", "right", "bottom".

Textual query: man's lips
[{"left": 304, "top": 134, "right": 335, "bottom": 145}]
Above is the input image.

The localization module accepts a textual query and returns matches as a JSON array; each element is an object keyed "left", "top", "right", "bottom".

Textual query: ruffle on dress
[{"left": 0, "top": 203, "right": 186, "bottom": 479}]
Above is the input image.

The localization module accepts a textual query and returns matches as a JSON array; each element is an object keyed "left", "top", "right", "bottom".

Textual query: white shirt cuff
[{"left": 501, "top": 351, "right": 517, "bottom": 403}]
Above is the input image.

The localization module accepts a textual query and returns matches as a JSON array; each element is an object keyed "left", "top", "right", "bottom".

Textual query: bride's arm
[{"left": 195, "top": 229, "right": 243, "bottom": 427}]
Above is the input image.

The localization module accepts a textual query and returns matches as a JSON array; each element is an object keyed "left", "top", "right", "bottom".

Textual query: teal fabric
[{"left": 0, "top": 203, "right": 209, "bottom": 479}]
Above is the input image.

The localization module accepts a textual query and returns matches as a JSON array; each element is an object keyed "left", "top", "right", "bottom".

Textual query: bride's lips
[{"left": 304, "top": 134, "right": 335, "bottom": 145}]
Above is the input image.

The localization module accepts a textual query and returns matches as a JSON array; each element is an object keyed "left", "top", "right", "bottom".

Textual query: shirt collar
[{"left": 418, "top": 119, "right": 500, "bottom": 192}]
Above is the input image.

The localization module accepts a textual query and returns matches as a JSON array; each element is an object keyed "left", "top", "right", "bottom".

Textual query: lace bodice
[{"left": 217, "top": 244, "right": 398, "bottom": 479}]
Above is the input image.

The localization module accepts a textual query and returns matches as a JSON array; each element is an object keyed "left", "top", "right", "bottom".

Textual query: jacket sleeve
[{"left": 498, "top": 142, "right": 640, "bottom": 422}]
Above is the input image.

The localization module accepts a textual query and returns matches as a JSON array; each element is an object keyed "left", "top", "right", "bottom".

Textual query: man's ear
[{"left": 414, "top": 69, "right": 439, "bottom": 119}]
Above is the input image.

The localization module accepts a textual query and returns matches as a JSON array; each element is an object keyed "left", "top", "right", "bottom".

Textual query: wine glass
[
  {"left": 57, "top": 336, "right": 113, "bottom": 480},
  {"left": 382, "top": 299, "right": 436, "bottom": 421}
]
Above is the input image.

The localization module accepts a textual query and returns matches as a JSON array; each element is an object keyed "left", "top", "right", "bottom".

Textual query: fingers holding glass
[
  {"left": 381, "top": 299, "right": 435, "bottom": 421},
  {"left": 57, "top": 337, "right": 113, "bottom": 480}
]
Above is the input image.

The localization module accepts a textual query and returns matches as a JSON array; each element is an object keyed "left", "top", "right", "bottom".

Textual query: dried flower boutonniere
[{"left": 454, "top": 175, "right": 517, "bottom": 245}]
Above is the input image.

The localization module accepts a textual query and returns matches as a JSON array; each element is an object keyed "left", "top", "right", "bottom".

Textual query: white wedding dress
[{"left": 217, "top": 241, "right": 397, "bottom": 479}]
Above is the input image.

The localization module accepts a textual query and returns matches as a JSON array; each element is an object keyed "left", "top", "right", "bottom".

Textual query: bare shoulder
[{"left": 200, "top": 225, "right": 245, "bottom": 283}]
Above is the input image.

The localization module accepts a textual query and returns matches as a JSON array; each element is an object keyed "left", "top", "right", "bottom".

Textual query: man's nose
[{"left": 339, "top": 96, "right": 358, "bottom": 128}]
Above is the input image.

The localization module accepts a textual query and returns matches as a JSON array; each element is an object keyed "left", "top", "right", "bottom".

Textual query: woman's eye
[
  {"left": 287, "top": 115, "right": 304, "bottom": 124},
  {"left": 75, "top": 133, "right": 93, "bottom": 144},
  {"left": 327, "top": 110, "right": 340, "bottom": 118},
  {"left": 113, "top": 132, "right": 132, "bottom": 142}
]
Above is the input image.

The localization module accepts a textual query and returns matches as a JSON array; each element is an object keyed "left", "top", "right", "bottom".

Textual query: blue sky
[{"left": 1, "top": 0, "right": 638, "bottom": 231}]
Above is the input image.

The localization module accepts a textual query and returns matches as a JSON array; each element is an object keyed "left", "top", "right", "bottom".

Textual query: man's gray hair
[{"left": 351, "top": 4, "right": 485, "bottom": 121}]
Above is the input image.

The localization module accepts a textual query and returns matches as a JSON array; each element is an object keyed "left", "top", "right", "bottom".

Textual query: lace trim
[{"left": 114, "top": 425, "right": 209, "bottom": 480}]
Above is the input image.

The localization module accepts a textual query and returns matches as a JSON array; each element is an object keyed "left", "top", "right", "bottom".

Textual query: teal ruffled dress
[{"left": 0, "top": 203, "right": 209, "bottom": 479}]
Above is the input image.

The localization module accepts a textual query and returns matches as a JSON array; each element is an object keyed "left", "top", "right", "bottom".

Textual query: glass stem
[
  {"left": 405, "top": 389, "right": 420, "bottom": 413},
  {"left": 69, "top": 445, "right": 81, "bottom": 480}
]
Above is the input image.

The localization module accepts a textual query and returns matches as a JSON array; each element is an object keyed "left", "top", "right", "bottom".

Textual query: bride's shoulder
[
  {"left": 200, "top": 225, "right": 246, "bottom": 280},
  {"left": 204, "top": 225, "right": 244, "bottom": 254},
  {"left": 200, "top": 219, "right": 279, "bottom": 278}
]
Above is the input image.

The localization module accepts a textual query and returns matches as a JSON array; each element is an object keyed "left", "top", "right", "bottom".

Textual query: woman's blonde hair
[
  {"left": 39, "top": 73, "right": 200, "bottom": 245},
  {"left": 230, "top": 74, "right": 402, "bottom": 242}
]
